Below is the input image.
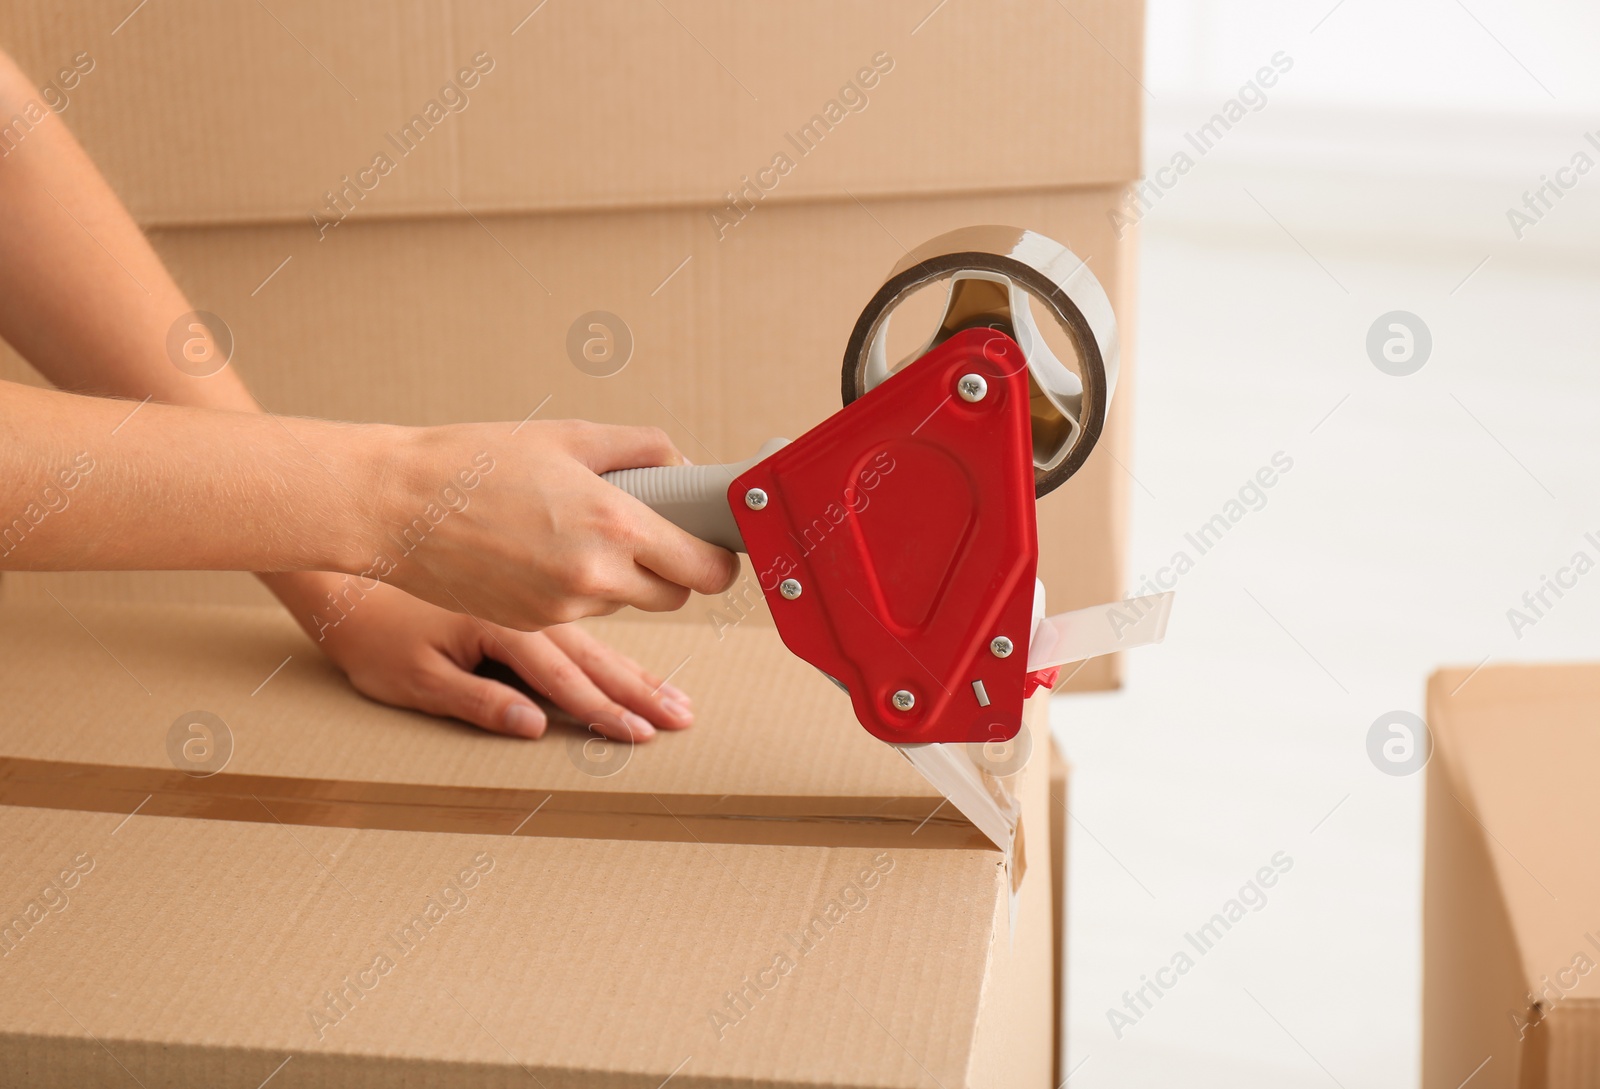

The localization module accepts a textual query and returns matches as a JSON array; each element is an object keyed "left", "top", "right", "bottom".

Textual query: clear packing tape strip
[{"left": 895, "top": 586, "right": 1174, "bottom": 908}]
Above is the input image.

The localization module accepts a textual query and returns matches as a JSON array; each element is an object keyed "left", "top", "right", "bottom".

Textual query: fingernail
[
  {"left": 505, "top": 704, "right": 545, "bottom": 739},
  {"left": 659, "top": 697, "right": 692, "bottom": 722},
  {"left": 623, "top": 712, "right": 656, "bottom": 739},
  {"left": 661, "top": 683, "right": 691, "bottom": 704}
]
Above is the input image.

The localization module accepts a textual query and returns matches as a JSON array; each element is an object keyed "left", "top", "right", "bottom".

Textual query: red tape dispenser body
[{"left": 731, "top": 328, "right": 1038, "bottom": 744}]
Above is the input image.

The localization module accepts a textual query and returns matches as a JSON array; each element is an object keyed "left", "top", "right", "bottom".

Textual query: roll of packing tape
[{"left": 841, "top": 225, "right": 1119, "bottom": 498}]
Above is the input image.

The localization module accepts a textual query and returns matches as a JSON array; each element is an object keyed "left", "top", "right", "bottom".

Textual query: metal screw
[
  {"left": 744, "top": 487, "right": 768, "bottom": 511},
  {"left": 990, "top": 636, "right": 1013, "bottom": 658},
  {"left": 778, "top": 578, "right": 802, "bottom": 600},
  {"left": 957, "top": 373, "right": 988, "bottom": 403},
  {"left": 891, "top": 690, "right": 915, "bottom": 711}
]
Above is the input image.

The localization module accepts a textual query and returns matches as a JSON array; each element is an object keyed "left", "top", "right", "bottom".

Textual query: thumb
[
  {"left": 414, "top": 663, "right": 549, "bottom": 739},
  {"left": 573, "top": 423, "right": 685, "bottom": 474}
]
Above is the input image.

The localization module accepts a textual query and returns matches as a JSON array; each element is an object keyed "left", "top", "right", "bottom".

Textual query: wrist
[
  {"left": 297, "top": 418, "right": 415, "bottom": 577},
  {"left": 260, "top": 568, "right": 401, "bottom": 648},
  {"left": 348, "top": 422, "right": 421, "bottom": 575},
  {"left": 255, "top": 419, "right": 412, "bottom": 637}
]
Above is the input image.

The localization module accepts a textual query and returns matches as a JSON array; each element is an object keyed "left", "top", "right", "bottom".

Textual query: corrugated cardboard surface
[
  {"left": 1424, "top": 664, "right": 1600, "bottom": 1089},
  {"left": 0, "top": 1, "right": 1143, "bottom": 226},
  {"left": 0, "top": 184, "right": 1136, "bottom": 690},
  {"left": 0, "top": 806, "right": 1008, "bottom": 1087},
  {"left": 0, "top": 599, "right": 1056, "bottom": 1086},
  {"left": 0, "top": 599, "right": 981, "bottom": 805}
]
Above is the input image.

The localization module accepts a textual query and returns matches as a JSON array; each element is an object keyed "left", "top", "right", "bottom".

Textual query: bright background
[{"left": 1050, "top": 1, "right": 1600, "bottom": 1084}]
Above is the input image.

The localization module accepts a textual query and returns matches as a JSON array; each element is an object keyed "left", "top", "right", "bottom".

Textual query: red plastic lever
[{"left": 730, "top": 329, "right": 1039, "bottom": 744}]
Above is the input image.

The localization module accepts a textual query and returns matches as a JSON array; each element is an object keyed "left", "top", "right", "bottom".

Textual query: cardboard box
[
  {"left": 0, "top": 0, "right": 1143, "bottom": 690},
  {"left": 1424, "top": 663, "right": 1600, "bottom": 1089},
  {"left": 0, "top": 1, "right": 1141, "bottom": 225},
  {"left": 0, "top": 598, "right": 1058, "bottom": 1087}
]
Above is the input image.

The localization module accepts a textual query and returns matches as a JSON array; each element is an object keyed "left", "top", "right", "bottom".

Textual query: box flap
[
  {"left": 0, "top": 599, "right": 1012, "bottom": 848},
  {"left": 1, "top": 0, "right": 1144, "bottom": 228}
]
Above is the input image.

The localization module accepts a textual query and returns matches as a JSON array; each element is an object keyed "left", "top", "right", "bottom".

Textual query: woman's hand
[
  {"left": 375, "top": 419, "right": 740, "bottom": 632},
  {"left": 266, "top": 575, "right": 692, "bottom": 741},
  {"left": 264, "top": 417, "right": 728, "bottom": 740}
]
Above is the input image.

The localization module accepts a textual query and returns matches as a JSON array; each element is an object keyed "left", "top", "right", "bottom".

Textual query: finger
[
  {"left": 543, "top": 625, "right": 694, "bottom": 730},
  {"left": 409, "top": 656, "right": 548, "bottom": 739},
  {"left": 553, "top": 624, "right": 695, "bottom": 707},
  {"left": 496, "top": 631, "right": 658, "bottom": 743},
  {"left": 630, "top": 513, "right": 742, "bottom": 597},
  {"left": 570, "top": 423, "right": 685, "bottom": 474},
  {"left": 607, "top": 561, "right": 693, "bottom": 615}
]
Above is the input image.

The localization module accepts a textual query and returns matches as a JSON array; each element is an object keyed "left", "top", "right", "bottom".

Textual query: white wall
[
  {"left": 1148, "top": 0, "right": 1600, "bottom": 110},
  {"left": 1140, "top": 0, "right": 1600, "bottom": 254},
  {"left": 1058, "top": 4, "right": 1600, "bottom": 1085}
]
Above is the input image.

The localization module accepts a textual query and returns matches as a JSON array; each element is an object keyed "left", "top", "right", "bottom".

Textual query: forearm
[
  {"left": 0, "top": 381, "right": 389, "bottom": 575},
  {"left": 0, "top": 51, "right": 257, "bottom": 413},
  {"left": 0, "top": 48, "right": 345, "bottom": 617}
]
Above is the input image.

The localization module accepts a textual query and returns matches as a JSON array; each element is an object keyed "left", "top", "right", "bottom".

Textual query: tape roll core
[{"left": 841, "top": 226, "right": 1119, "bottom": 498}]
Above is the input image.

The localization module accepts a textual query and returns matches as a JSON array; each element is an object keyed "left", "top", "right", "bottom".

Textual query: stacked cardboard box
[
  {"left": 0, "top": 2, "right": 1142, "bottom": 1083},
  {"left": 0, "top": 0, "right": 1143, "bottom": 689},
  {"left": 1424, "top": 664, "right": 1600, "bottom": 1089}
]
